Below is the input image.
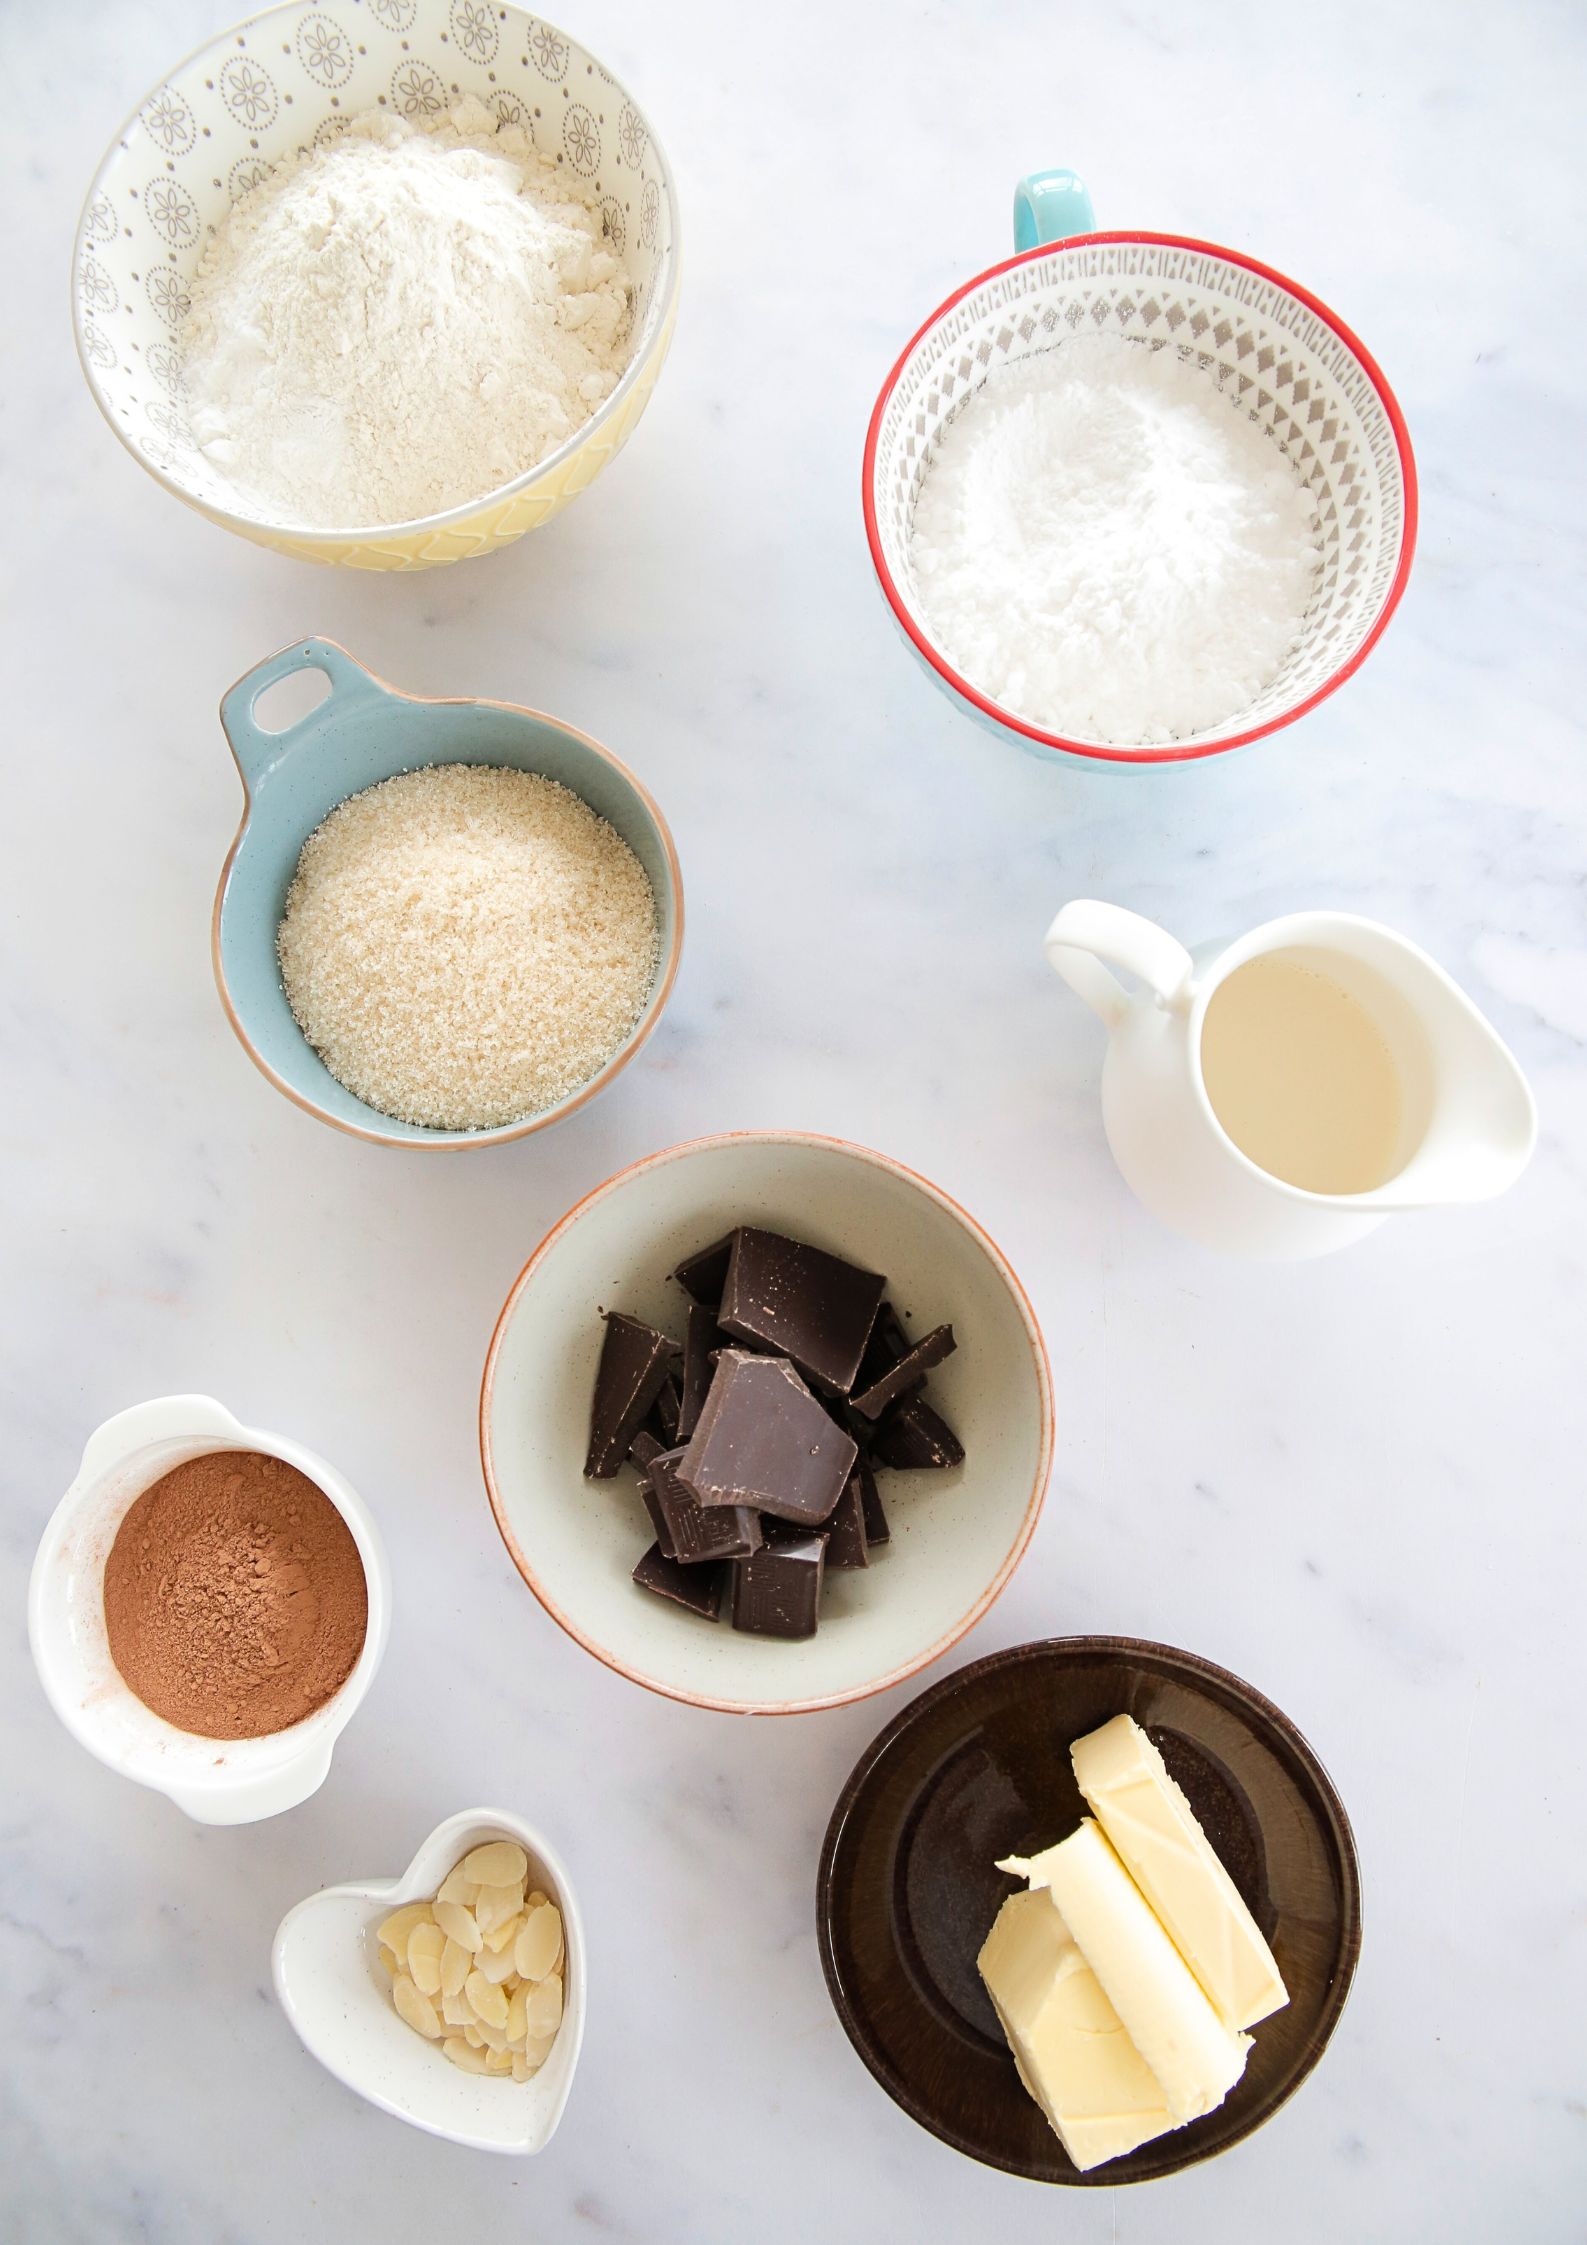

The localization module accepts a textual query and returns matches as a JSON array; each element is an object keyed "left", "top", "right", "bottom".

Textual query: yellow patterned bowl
[{"left": 72, "top": 1, "right": 679, "bottom": 570}]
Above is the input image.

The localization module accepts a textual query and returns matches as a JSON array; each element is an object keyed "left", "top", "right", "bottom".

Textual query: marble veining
[{"left": 2, "top": 1, "right": 1584, "bottom": 2239}]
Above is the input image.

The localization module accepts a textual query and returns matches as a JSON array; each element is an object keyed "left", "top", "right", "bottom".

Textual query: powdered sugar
[
  {"left": 182, "top": 100, "right": 630, "bottom": 529},
  {"left": 908, "top": 337, "right": 1322, "bottom": 746}
]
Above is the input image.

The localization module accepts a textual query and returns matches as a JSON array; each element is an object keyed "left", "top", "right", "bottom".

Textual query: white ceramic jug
[{"left": 1045, "top": 903, "right": 1537, "bottom": 1259}]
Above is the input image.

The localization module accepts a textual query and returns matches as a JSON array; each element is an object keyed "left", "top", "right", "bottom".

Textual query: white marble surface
[{"left": 4, "top": 1, "right": 1584, "bottom": 2237}]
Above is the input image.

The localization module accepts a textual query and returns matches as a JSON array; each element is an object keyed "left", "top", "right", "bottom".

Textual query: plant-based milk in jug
[{"left": 1199, "top": 952, "right": 1402, "bottom": 1195}]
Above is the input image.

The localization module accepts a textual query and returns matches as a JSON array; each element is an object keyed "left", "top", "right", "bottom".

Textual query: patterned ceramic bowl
[
  {"left": 863, "top": 168, "right": 1417, "bottom": 767},
  {"left": 73, "top": 2, "right": 679, "bottom": 569}
]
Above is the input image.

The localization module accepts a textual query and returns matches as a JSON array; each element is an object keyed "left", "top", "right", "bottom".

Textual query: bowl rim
[
  {"left": 478, "top": 1130, "right": 1057, "bottom": 1715},
  {"left": 861, "top": 229, "right": 1419, "bottom": 768},
  {"left": 70, "top": 0, "right": 683, "bottom": 545},
  {"left": 816, "top": 1632, "right": 1363, "bottom": 2184},
  {"left": 210, "top": 637, "right": 685, "bottom": 1148}
]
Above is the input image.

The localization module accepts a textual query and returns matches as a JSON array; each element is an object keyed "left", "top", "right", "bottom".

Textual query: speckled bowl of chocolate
[{"left": 480, "top": 1132, "right": 1055, "bottom": 1715}]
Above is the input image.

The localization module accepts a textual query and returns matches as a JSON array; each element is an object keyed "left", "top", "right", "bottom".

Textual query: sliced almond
[
  {"left": 510, "top": 2049, "right": 533, "bottom": 2083},
  {"left": 482, "top": 1908, "right": 523, "bottom": 1955},
  {"left": 474, "top": 1884, "right": 522, "bottom": 1940},
  {"left": 392, "top": 1974, "right": 442, "bottom": 2041},
  {"left": 441, "top": 1989, "right": 474, "bottom": 2030},
  {"left": 443, "top": 2036, "right": 491, "bottom": 2074},
  {"left": 439, "top": 1937, "right": 470, "bottom": 2001},
  {"left": 464, "top": 2023, "right": 485, "bottom": 2048},
  {"left": 524, "top": 1973, "right": 563, "bottom": 2040},
  {"left": 376, "top": 1902, "right": 432, "bottom": 1957},
  {"left": 505, "top": 1981, "right": 529, "bottom": 2047},
  {"left": 436, "top": 1865, "right": 481, "bottom": 1908},
  {"left": 406, "top": 1922, "right": 446, "bottom": 1996},
  {"left": 515, "top": 1902, "right": 563, "bottom": 1983},
  {"left": 465, "top": 1970, "right": 509, "bottom": 2029},
  {"left": 476, "top": 1941, "right": 517, "bottom": 1986},
  {"left": 434, "top": 1900, "right": 483, "bottom": 1955},
  {"left": 461, "top": 1841, "right": 529, "bottom": 1889},
  {"left": 484, "top": 2045, "right": 514, "bottom": 2074}
]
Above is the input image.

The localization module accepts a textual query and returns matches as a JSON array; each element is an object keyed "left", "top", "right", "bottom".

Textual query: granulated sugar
[
  {"left": 182, "top": 100, "right": 630, "bottom": 528},
  {"left": 277, "top": 765, "right": 659, "bottom": 1131},
  {"left": 908, "top": 336, "right": 1321, "bottom": 746}
]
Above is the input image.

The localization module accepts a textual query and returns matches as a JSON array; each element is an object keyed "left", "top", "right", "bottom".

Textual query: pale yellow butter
[
  {"left": 977, "top": 1888, "right": 1175, "bottom": 2172},
  {"left": 1000, "top": 1822, "right": 1251, "bottom": 2124},
  {"left": 1070, "top": 1713, "right": 1289, "bottom": 2032}
]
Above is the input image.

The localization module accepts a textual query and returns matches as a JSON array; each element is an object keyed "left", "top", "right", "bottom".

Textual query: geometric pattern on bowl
[
  {"left": 72, "top": 0, "right": 679, "bottom": 568},
  {"left": 868, "top": 235, "right": 1415, "bottom": 759}
]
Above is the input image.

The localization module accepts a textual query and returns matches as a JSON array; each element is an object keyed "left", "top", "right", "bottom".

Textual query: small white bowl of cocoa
[{"left": 29, "top": 1393, "right": 389, "bottom": 1824}]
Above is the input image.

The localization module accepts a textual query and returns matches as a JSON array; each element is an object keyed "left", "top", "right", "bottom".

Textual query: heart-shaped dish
[{"left": 272, "top": 1807, "right": 583, "bottom": 2153}]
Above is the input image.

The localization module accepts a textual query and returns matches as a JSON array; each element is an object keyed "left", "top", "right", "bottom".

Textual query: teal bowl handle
[
  {"left": 219, "top": 636, "right": 384, "bottom": 784},
  {"left": 1013, "top": 169, "right": 1095, "bottom": 251}
]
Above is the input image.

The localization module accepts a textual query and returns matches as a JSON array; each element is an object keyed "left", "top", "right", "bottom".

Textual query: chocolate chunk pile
[{"left": 583, "top": 1226, "right": 962, "bottom": 1639}]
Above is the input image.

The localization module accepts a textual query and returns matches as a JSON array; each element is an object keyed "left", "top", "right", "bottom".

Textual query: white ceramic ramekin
[
  {"left": 28, "top": 1394, "right": 390, "bottom": 1824},
  {"left": 272, "top": 1806, "right": 584, "bottom": 2153}
]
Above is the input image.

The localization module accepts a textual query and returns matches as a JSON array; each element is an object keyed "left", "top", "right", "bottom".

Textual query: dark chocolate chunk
[
  {"left": 673, "top": 1233, "right": 736, "bottom": 1306},
  {"left": 628, "top": 1427, "right": 666, "bottom": 1474},
  {"left": 719, "top": 1228, "right": 885, "bottom": 1395},
  {"left": 856, "top": 1300, "right": 912, "bottom": 1392},
  {"left": 871, "top": 1394, "right": 964, "bottom": 1470},
  {"left": 648, "top": 1445, "right": 762, "bottom": 1565},
  {"left": 652, "top": 1372, "right": 683, "bottom": 1444},
  {"left": 641, "top": 1482, "right": 676, "bottom": 1556},
  {"left": 730, "top": 1534, "right": 826, "bottom": 1637},
  {"left": 850, "top": 1324, "right": 956, "bottom": 1421},
  {"left": 857, "top": 1459, "right": 889, "bottom": 1545},
  {"left": 585, "top": 1312, "right": 681, "bottom": 1478},
  {"left": 633, "top": 1542, "right": 724, "bottom": 1620},
  {"left": 679, "top": 1349, "right": 856, "bottom": 1524},
  {"left": 678, "top": 1302, "right": 724, "bottom": 1442},
  {"left": 820, "top": 1474, "right": 870, "bottom": 1570}
]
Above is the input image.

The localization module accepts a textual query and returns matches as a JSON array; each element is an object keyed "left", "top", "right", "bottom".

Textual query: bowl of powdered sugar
[
  {"left": 213, "top": 637, "right": 682, "bottom": 1146},
  {"left": 864, "top": 168, "right": 1416, "bottom": 766},
  {"left": 72, "top": 3, "right": 679, "bottom": 569}
]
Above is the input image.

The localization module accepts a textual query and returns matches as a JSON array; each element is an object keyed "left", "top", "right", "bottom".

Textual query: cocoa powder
[{"left": 102, "top": 1450, "right": 367, "bottom": 1740}]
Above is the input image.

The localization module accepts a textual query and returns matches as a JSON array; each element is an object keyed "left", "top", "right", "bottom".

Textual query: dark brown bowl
[{"left": 816, "top": 1637, "right": 1361, "bottom": 2185}]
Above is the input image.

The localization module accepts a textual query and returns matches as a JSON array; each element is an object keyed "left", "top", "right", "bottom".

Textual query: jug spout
[{"left": 1343, "top": 926, "right": 1538, "bottom": 1209}]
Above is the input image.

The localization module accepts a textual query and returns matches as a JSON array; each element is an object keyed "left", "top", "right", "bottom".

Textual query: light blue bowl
[{"left": 213, "top": 638, "right": 683, "bottom": 1148}]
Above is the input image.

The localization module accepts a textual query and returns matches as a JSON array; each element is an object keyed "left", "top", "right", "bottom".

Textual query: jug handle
[{"left": 1044, "top": 902, "right": 1194, "bottom": 1028}]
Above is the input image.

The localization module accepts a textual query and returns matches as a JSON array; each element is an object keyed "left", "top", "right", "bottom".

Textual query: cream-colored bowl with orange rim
[
  {"left": 480, "top": 1133, "right": 1055, "bottom": 1716},
  {"left": 72, "top": 1, "right": 679, "bottom": 569}
]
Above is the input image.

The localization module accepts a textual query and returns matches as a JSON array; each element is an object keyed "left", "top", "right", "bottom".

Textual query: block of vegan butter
[
  {"left": 1071, "top": 1714, "right": 1288, "bottom": 2031},
  {"left": 1000, "top": 1822, "right": 1251, "bottom": 2124},
  {"left": 978, "top": 1887, "right": 1176, "bottom": 2172}
]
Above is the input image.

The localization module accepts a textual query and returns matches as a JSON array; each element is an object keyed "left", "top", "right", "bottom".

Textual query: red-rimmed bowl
[
  {"left": 479, "top": 1132, "right": 1054, "bottom": 1715},
  {"left": 863, "top": 168, "right": 1417, "bottom": 768}
]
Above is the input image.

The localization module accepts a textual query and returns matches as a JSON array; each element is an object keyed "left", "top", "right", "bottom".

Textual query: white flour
[
  {"left": 182, "top": 100, "right": 630, "bottom": 528},
  {"left": 909, "top": 337, "right": 1321, "bottom": 746}
]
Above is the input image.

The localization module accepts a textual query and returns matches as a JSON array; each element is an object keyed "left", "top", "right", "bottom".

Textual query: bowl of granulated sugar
[
  {"left": 213, "top": 638, "right": 682, "bottom": 1148},
  {"left": 864, "top": 167, "right": 1416, "bottom": 768},
  {"left": 72, "top": 2, "right": 679, "bottom": 570}
]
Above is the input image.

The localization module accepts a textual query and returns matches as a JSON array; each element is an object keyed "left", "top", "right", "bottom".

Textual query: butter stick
[
  {"left": 1000, "top": 1821, "right": 1250, "bottom": 2124},
  {"left": 978, "top": 1888, "right": 1175, "bottom": 2172},
  {"left": 1071, "top": 1714, "right": 1288, "bottom": 2032}
]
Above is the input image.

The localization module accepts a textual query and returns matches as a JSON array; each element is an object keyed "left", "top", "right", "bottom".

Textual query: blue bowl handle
[
  {"left": 1013, "top": 169, "right": 1095, "bottom": 252},
  {"left": 219, "top": 637, "right": 384, "bottom": 784}
]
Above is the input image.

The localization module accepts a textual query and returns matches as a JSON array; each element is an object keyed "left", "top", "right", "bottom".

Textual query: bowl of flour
[
  {"left": 864, "top": 168, "right": 1416, "bottom": 766},
  {"left": 72, "top": 3, "right": 680, "bottom": 569}
]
